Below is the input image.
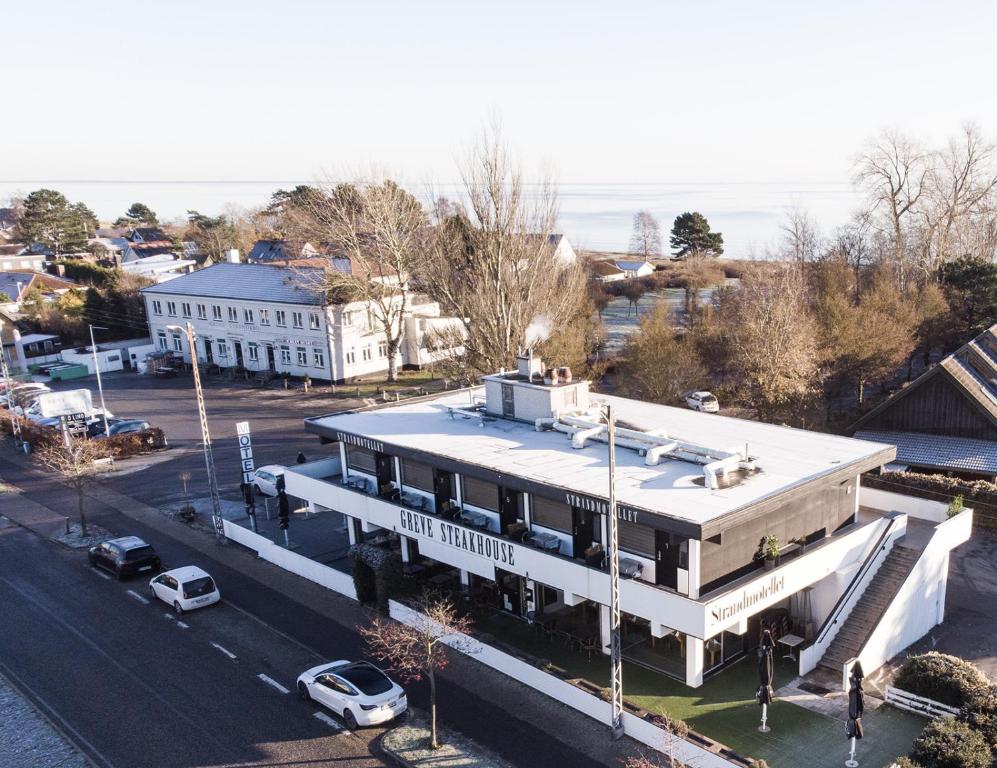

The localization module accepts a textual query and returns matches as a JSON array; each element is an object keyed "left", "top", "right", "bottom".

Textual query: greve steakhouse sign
[{"left": 399, "top": 508, "right": 519, "bottom": 567}]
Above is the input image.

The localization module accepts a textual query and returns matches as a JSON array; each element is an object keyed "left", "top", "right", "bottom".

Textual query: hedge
[
  {"left": 863, "top": 472, "right": 997, "bottom": 528},
  {"left": 895, "top": 653, "right": 992, "bottom": 709},
  {"left": 910, "top": 718, "right": 993, "bottom": 768},
  {"left": 0, "top": 415, "right": 166, "bottom": 458},
  {"left": 960, "top": 685, "right": 997, "bottom": 754}
]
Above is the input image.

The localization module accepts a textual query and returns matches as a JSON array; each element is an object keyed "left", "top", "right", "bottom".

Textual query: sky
[{"left": 3, "top": 1, "right": 997, "bottom": 186}]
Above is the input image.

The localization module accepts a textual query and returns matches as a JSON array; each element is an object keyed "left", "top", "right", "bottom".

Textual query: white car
[
  {"left": 149, "top": 566, "right": 220, "bottom": 614},
  {"left": 252, "top": 465, "right": 286, "bottom": 496},
  {"left": 685, "top": 391, "right": 720, "bottom": 413},
  {"left": 2, "top": 384, "right": 50, "bottom": 410},
  {"left": 297, "top": 660, "right": 407, "bottom": 729}
]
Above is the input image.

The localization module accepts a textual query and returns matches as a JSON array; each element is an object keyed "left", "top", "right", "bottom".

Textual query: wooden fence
[{"left": 885, "top": 685, "right": 960, "bottom": 719}]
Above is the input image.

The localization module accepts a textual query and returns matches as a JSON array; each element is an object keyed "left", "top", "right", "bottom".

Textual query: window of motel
[
  {"left": 530, "top": 496, "right": 572, "bottom": 533},
  {"left": 461, "top": 476, "right": 499, "bottom": 512},
  {"left": 346, "top": 444, "right": 377, "bottom": 473},
  {"left": 401, "top": 458, "right": 434, "bottom": 492}
]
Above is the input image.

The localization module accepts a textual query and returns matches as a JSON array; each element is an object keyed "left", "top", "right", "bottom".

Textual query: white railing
[
  {"left": 223, "top": 519, "right": 356, "bottom": 600},
  {"left": 797, "top": 513, "right": 907, "bottom": 675},
  {"left": 389, "top": 599, "right": 744, "bottom": 768},
  {"left": 885, "top": 685, "right": 959, "bottom": 719}
]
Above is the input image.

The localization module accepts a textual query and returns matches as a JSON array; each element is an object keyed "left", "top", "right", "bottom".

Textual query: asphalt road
[
  {"left": 44, "top": 370, "right": 336, "bottom": 506},
  {"left": 0, "top": 452, "right": 616, "bottom": 768},
  {"left": 0, "top": 523, "right": 386, "bottom": 768}
]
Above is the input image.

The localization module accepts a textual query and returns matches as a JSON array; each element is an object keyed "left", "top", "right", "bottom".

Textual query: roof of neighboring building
[
  {"left": 140, "top": 262, "right": 325, "bottom": 305},
  {"left": 247, "top": 239, "right": 293, "bottom": 263},
  {"left": 127, "top": 227, "right": 171, "bottom": 243},
  {"left": 0, "top": 209, "right": 16, "bottom": 229},
  {"left": 851, "top": 323, "right": 997, "bottom": 433},
  {"left": 615, "top": 259, "right": 653, "bottom": 272},
  {"left": 0, "top": 271, "right": 75, "bottom": 301},
  {"left": 591, "top": 260, "right": 624, "bottom": 276},
  {"left": 854, "top": 429, "right": 997, "bottom": 476},
  {"left": 306, "top": 387, "right": 892, "bottom": 529},
  {"left": 127, "top": 245, "right": 178, "bottom": 259},
  {"left": 18, "top": 333, "right": 60, "bottom": 345},
  {"left": 0, "top": 243, "right": 28, "bottom": 256}
]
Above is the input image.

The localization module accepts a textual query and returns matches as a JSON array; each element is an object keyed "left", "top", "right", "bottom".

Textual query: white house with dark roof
[
  {"left": 273, "top": 352, "right": 972, "bottom": 689},
  {"left": 615, "top": 259, "right": 655, "bottom": 278},
  {"left": 140, "top": 262, "right": 459, "bottom": 381}
]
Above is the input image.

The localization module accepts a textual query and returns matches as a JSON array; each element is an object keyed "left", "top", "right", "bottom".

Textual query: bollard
[{"left": 65, "top": 517, "right": 70, "bottom": 535}]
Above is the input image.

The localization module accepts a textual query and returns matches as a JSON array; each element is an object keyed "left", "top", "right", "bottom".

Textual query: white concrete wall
[
  {"left": 855, "top": 510, "right": 973, "bottom": 681},
  {"left": 798, "top": 513, "right": 908, "bottom": 675},
  {"left": 389, "top": 599, "right": 738, "bottom": 768},
  {"left": 60, "top": 347, "right": 125, "bottom": 374},
  {"left": 223, "top": 519, "right": 357, "bottom": 600},
  {"left": 860, "top": 486, "right": 954, "bottom": 523}
]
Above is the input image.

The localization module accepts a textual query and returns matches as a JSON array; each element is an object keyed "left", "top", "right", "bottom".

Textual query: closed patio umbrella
[
  {"left": 756, "top": 629, "right": 775, "bottom": 733},
  {"left": 846, "top": 661, "right": 865, "bottom": 767},
  {"left": 276, "top": 478, "right": 290, "bottom": 545}
]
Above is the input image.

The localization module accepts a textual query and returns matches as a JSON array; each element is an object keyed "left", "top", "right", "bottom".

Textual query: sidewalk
[{"left": 0, "top": 445, "right": 647, "bottom": 768}]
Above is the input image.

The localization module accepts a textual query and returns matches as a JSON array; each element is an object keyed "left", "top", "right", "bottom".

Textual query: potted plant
[
  {"left": 790, "top": 536, "right": 807, "bottom": 554},
  {"left": 757, "top": 535, "right": 780, "bottom": 570}
]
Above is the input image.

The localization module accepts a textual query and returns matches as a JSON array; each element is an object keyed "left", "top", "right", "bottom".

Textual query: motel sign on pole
[{"left": 237, "top": 422, "right": 255, "bottom": 484}]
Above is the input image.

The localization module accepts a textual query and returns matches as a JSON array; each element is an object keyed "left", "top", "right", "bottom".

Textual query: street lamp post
[
  {"left": 89, "top": 324, "right": 110, "bottom": 437},
  {"left": 167, "top": 322, "right": 225, "bottom": 543},
  {"left": 605, "top": 404, "right": 624, "bottom": 740}
]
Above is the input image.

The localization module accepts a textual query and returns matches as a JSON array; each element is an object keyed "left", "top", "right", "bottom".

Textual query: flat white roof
[{"left": 309, "top": 388, "right": 892, "bottom": 527}]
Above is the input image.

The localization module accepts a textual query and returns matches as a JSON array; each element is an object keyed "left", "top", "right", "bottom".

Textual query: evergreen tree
[
  {"left": 18, "top": 189, "right": 97, "bottom": 254},
  {"left": 938, "top": 255, "right": 997, "bottom": 335},
  {"left": 113, "top": 202, "right": 159, "bottom": 227},
  {"left": 669, "top": 211, "right": 724, "bottom": 258}
]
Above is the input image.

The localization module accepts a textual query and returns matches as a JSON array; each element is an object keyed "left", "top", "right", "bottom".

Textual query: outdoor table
[
  {"left": 527, "top": 531, "right": 561, "bottom": 552},
  {"left": 778, "top": 633, "right": 805, "bottom": 661},
  {"left": 459, "top": 510, "right": 489, "bottom": 529},
  {"left": 400, "top": 491, "right": 425, "bottom": 510}
]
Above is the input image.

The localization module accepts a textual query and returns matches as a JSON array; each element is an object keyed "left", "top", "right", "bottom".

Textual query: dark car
[
  {"left": 107, "top": 420, "right": 151, "bottom": 437},
  {"left": 88, "top": 536, "right": 162, "bottom": 579}
]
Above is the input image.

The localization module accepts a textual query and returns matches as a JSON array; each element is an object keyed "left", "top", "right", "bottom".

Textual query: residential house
[
  {"left": 276, "top": 352, "right": 970, "bottom": 688},
  {"left": 0, "top": 307, "right": 26, "bottom": 373},
  {"left": 117, "top": 228, "right": 195, "bottom": 281},
  {"left": 0, "top": 208, "right": 18, "bottom": 238},
  {"left": 140, "top": 262, "right": 461, "bottom": 382},
  {"left": 590, "top": 260, "right": 626, "bottom": 283},
  {"left": 0, "top": 243, "right": 47, "bottom": 272},
  {"left": 615, "top": 259, "right": 655, "bottom": 278},
  {"left": 0, "top": 270, "right": 76, "bottom": 312},
  {"left": 247, "top": 239, "right": 321, "bottom": 265},
  {"left": 851, "top": 322, "right": 997, "bottom": 481}
]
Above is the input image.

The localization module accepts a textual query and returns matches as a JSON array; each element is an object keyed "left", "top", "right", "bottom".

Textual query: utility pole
[
  {"left": 0, "top": 319, "right": 24, "bottom": 450},
  {"left": 606, "top": 404, "right": 624, "bottom": 740},
  {"left": 89, "top": 324, "right": 110, "bottom": 436},
  {"left": 170, "top": 322, "right": 225, "bottom": 543}
]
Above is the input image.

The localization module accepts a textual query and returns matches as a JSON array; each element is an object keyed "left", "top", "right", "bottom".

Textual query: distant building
[
  {"left": 140, "top": 262, "right": 461, "bottom": 382},
  {"left": 247, "top": 239, "right": 321, "bottom": 265},
  {"left": 0, "top": 270, "right": 76, "bottom": 311},
  {"left": 0, "top": 243, "right": 46, "bottom": 272},
  {"left": 615, "top": 259, "right": 655, "bottom": 278},
  {"left": 590, "top": 260, "right": 626, "bottom": 283},
  {"left": 851, "top": 323, "right": 997, "bottom": 481},
  {"left": 0, "top": 209, "right": 17, "bottom": 237},
  {"left": 0, "top": 307, "right": 26, "bottom": 372}
]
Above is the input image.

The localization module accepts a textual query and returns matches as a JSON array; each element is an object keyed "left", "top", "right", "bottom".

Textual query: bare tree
[
  {"left": 780, "top": 206, "right": 821, "bottom": 263},
  {"left": 923, "top": 124, "right": 997, "bottom": 271},
  {"left": 359, "top": 591, "right": 475, "bottom": 750},
  {"left": 34, "top": 437, "right": 106, "bottom": 537},
  {"left": 294, "top": 179, "right": 428, "bottom": 382},
  {"left": 717, "top": 263, "right": 819, "bottom": 419},
  {"left": 853, "top": 129, "right": 933, "bottom": 290},
  {"left": 618, "top": 306, "right": 705, "bottom": 404},
  {"left": 629, "top": 210, "right": 662, "bottom": 259},
  {"left": 423, "top": 126, "right": 587, "bottom": 373}
]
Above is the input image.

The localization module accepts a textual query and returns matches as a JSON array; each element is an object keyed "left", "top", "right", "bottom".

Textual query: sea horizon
[{"left": 0, "top": 179, "right": 862, "bottom": 257}]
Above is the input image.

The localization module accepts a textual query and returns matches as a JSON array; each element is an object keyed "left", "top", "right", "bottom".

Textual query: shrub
[
  {"left": 960, "top": 685, "right": 997, "bottom": 753},
  {"left": 910, "top": 718, "right": 992, "bottom": 768},
  {"left": 894, "top": 758, "right": 925, "bottom": 768},
  {"left": 948, "top": 495, "right": 965, "bottom": 518},
  {"left": 895, "top": 653, "right": 991, "bottom": 708},
  {"left": 350, "top": 556, "right": 377, "bottom": 605}
]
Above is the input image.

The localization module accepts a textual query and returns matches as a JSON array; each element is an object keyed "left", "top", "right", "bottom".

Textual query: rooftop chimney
[
  {"left": 226, "top": 248, "right": 240, "bottom": 264},
  {"left": 516, "top": 350, "right": 544, "bottom": 382}
]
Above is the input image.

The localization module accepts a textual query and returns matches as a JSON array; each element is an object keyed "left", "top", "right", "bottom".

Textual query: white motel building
[
  {"left": 281, "top": 354, "right": 972, "bottom": 688},
  {"left": 141, "top": 262, "right": 460, "bottom": 382}
]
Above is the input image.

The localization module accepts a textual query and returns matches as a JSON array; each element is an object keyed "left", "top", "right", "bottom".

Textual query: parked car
[
  {"left": 252, "top": 465, "right": 286, "bottom": 496},
  {"left": 685, "top": 391, "right": 720, "bottom": 413},
  {"left": 86, "top": 415, "right": 123, "bottom": 438},
  {"left": 149, "top": 566, "right": 220, "bottom": 614},
  {"left": 107, "top": 419, "right": 151, "bottom": 437},
  {"left": 88, "top": 536, "right": 161, "bottom": 579},
  {"left": 297, "top": 660, "right": 407, "bottom": 729},
  {"left": 2, "top": 383, "right": 50, "bottom": 410}
]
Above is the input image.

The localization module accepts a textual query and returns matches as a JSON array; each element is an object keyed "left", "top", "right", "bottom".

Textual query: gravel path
[{"left": 0, "top": 672, "right": 88, "bottom": 768}]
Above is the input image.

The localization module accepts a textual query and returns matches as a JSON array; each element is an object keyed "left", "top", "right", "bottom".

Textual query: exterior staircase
[{"left": 818, "top": 545, "right": 921, "bottom": 672}]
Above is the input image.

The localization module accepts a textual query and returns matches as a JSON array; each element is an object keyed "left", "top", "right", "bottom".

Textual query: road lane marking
[
  {"left": 313, "top": 711, "right": 345, "bottom": 732},
  {"left": 89, "top": 568, "right": 112, "bottom": 580},
  {"left": 209, "top": 641, "right": 237, "bottom": 660},
  {"left": 125, "top": 589, "right": 150, "bottom": 605},
  {"left": 257, "top": 673, "right": 289, "bottom": 694},
  {"left": 177, "top": 620, "right": 190, "bottom": 629}
]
